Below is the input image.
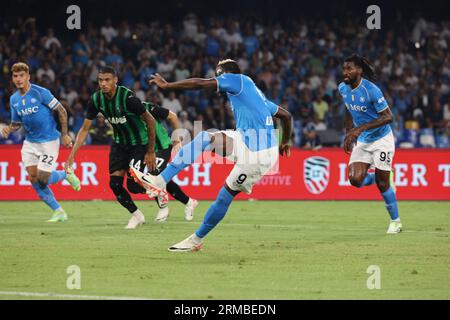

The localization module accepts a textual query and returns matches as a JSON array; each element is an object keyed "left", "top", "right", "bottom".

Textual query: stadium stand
[{"left": 0, "top": 8, "right": 448, "bottom": 148}]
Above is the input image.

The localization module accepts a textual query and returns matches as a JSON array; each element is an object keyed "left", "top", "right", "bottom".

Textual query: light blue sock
[
  {"left": 381, "top": 187, "right": 399, "bottom": 220},
  {"left": 48, "top": 170, "right": 67, "bottom": 185},
  {"left": 362, "top": 173, "right": 375, "bottom": 186},
  {"left": 195, "top": 186, "right": 234, "bottom": 238},
  {"left": 32, "top": 182, "right": 60, "bottom": 211},
  {"left": 161, "top": 131, "right": 212, "bottom": 182}
]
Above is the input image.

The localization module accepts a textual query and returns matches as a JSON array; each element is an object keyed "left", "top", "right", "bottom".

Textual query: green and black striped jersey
[
  {"left": 86, "top": 86, "right": 148, "bottom": 146},
  {"left": 143, "top": 102, "right": 173, "bottom": 152}
]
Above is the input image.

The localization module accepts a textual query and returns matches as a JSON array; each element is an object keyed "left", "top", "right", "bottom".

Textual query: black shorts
[
  {"left": 151, "top": 145, "right": 173, "bottom": 175},
  {"left": 109, "top": 142, "right": 148, "bottom": 174}
]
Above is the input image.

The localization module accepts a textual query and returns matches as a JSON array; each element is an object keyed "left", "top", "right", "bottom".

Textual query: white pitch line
[{"left": 0, "top": 291, "right": 152, "bottom": 300}]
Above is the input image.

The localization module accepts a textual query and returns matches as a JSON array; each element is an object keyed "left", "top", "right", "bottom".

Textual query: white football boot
[
  {"left": 386, "top": 220, "right": 402, "bottom": 234},
  {"left": 125, "top": 210, "right": 146, "bottom": 229},
  {"left": 184, "top": 199, "right": 198, "bottom": 221},
  {"left": 129, "top": 167, "right": 166, "bottom": 197},
  {"left": 155, "top": 189, "right": 170, "bottom": 223},
  {"left": 168, "top": 234, "right": 204, "bottom": 252}
]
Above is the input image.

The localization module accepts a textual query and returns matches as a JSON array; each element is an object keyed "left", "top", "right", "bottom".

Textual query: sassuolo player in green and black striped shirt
[
  {"left": 65, "top": 66, "right": 156, "bottom": 229},
  {"left": 136, "top": 99, "right": 198, "bottom": 222}
]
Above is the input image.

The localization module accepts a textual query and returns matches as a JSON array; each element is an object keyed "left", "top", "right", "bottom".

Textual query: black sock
[
  {"left": 109, "top": 176, "right": 138, "bottom": 213},
  {"left": 126, "top": 176, "right": 146, "bottom": 194},
  {"left": 166, "top": 180, "right": 190, "bottom": 205}
]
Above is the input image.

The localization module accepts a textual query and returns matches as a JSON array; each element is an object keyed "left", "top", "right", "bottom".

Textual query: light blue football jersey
[
  {"left": 338, "top": 78, "right": 391, "bottom": 143},
  {"left": 215, "top": 73, "right": 278, "bottom": 151},
  {"left": 10, "top": 83, "right": 60, "bottom": 143}
]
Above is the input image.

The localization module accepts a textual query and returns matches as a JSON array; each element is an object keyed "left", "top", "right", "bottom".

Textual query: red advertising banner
[{"left": 0, "top": 145, "right": 449, "bottom": 200}]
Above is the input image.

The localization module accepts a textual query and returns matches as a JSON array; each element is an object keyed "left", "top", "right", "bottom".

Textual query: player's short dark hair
[
  {"left": 98, "top": 66, "right": 117, "bottom": 76},
  {"left": 344, "top": 54, "right": 376, "bottom": 82},
  {"left": 216, "top": 59, "right": 241, "bottom": 76}
]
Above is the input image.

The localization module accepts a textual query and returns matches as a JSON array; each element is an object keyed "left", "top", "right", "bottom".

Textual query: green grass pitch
[{"left": 0, "top": 200, "right": 449, "bottom": 300}]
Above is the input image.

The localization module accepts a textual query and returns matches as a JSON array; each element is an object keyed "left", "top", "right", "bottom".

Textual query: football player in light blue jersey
[
  {"left": 338, "top": 54, "right": 401, "bottom": 234},
  {"left": 1, "top": 62, "right": 81, "bottom": 222},
  {"left": 130, "top": 59, "right": 292, "bottom": 251}
]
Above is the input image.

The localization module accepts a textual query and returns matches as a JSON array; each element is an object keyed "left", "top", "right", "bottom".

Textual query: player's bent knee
[
  {"left": 36, "top": 174, "right": 50, "bottom": 187},
  {"left": 201, "top": 131, "right": 214, "bottom": 142},
  {"left": 349, "top": 175, "right": 364, "bottom": 188},
  {"left": 29, "top": 176, "right": 38, "bottom": 184}
]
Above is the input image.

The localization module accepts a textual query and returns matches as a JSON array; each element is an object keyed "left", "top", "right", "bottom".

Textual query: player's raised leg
[
  {"left": 129, "top": 131, "right": 214, "bottom": 196},
  {"left": 348, "top": 162, "right": 374, "bottom": 188}
]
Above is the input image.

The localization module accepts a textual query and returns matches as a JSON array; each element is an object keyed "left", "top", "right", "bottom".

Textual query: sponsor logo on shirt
[
  {"left": 108, "top": 116, "right": 127, "bottom": 124},
  {"left": 18, "top": 106, "right": 39, "bottom": 116},
  {"left": 345, "top": 103, "right": 368, "bottom": 112}
]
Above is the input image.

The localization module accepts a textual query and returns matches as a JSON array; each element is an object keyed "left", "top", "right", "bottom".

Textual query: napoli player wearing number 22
[{"left": 1, "top": 62, "right": 81, "bottom": 222}]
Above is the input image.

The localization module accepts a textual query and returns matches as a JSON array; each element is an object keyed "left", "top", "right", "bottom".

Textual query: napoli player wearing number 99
[
  {"left": 129, "top": 59, "right": 293, "bottom": 251},
  {"left": 1, "top": 63, "right": 81, "bottom": 222},
  {"left": 338, "top": 54, "right": 401, "bottom": 234}
]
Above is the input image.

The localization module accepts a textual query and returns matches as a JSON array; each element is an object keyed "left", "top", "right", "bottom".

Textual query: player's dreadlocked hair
[
  {"left": 344, "top": 54, "right": 377, "bottom": 82},
  {"left": 216, "top": 59, "right": 241, "bottom": 76}
]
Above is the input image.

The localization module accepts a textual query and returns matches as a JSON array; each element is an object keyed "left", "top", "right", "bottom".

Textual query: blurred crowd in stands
[{"left": 0, "top": 14, "right": 449, "bottom": 148}]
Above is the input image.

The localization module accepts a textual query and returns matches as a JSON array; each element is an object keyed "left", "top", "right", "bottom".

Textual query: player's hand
[
  {"left": 145, "top": 151, "right": 157, "bottom": 172},
  {"left": 279, "top": 143, "right": 291, "bottom": 157},
  {"left": 344, "top": 128, "right": 361, "bottom": 154},
  {"left": 61, "top": 134, "right": 73, "bottom": 148},
  {"left": 148, "top": 73, "right": 169, "bottom": 89},
  {"left": 1, "top": 126, "right": 10, "bottom": 139}
]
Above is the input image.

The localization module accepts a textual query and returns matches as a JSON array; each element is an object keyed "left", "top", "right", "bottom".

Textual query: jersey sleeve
[
  {"left": 369, "top": 84, "right": 389, "bottom": 113},
  {"left": 266, "top": 100, "right": 279, "bottom": 116},
  {"left": 85, "top": 97, "right": 99, "bottom": 120},
  {"left": 149, "top": 104, "right": 170, "bottom": 120},
  {"left": 126, "top": 94, "right": 146, "bottom": 116},
  {"left": 215, "top": 73, "right": 242, "bottom": 95},
  {"left": 10, "top": 97, "right": 21, "bottom": 123},
  {"left": 38, "top": 87, "right": 59, "bottom": 110}
]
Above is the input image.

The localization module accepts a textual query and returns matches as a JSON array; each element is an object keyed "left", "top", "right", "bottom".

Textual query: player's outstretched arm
[
  {"left": 65, "top": 119, "right": 92, "bottom": 171},
  {"left": 55, "top": 103, "right": 72, "bottom": 147},
  {"left": 149, "top": 73, "right": 217, "bottom": 91},
  {"left": 1, "top": 122, "right": 21, "bottom": 138},
  {"left": 273, "top": 106, "right": 292, "bottom": 156}
]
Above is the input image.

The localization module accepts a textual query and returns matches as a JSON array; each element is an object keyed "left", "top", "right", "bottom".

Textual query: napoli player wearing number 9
[
  {"left": 338, "top": 54, "right": 401, "bottom": 234},
  {"left": 129, "top": 59, "right": 293, "bottom": 251},
  {"left": 1, "top": 63, "right": 81, "bottom": 222}
]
